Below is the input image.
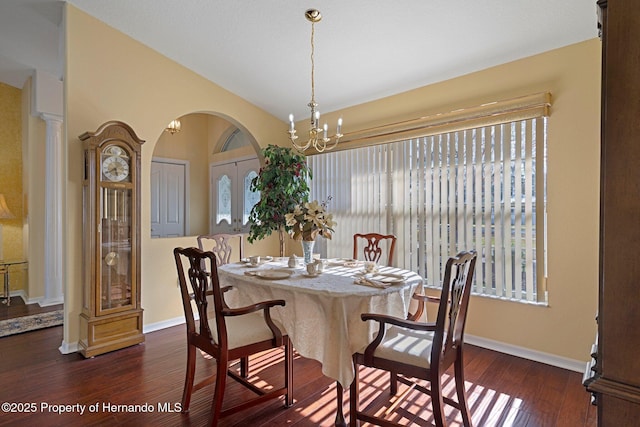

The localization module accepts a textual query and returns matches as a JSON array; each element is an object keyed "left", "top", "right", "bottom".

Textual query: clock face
[{"left": 102, "top": 155, "right": 130, "bottom": 182}]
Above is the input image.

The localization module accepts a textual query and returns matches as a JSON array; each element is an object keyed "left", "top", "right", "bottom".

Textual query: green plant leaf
[{"left": 247, "top": 145, "right": 311, "bottom": 243}]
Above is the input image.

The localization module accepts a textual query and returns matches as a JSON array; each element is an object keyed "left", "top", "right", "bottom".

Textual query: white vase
[{"left": 301, "top": 240, "right": 315, "bottom": 264}]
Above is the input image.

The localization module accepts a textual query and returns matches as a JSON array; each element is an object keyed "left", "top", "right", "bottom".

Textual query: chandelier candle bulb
[
  {"left": 289, "top": 114, "right": 295, "bottom": 131},
  {"left": 323, "top": 123, "right": 328, "bottom": 139}
]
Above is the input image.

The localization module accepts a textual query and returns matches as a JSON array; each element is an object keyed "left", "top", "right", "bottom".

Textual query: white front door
[{"left": 210, "top": 158, "right": 260, "bottom": 234}]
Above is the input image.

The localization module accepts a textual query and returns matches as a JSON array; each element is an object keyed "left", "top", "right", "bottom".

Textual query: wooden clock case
[{"left": 78, "top": 121, "right": 145, "bottom": 358}]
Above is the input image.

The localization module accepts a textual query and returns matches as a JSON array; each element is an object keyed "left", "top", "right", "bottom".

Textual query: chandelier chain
[{"left": 310, "top": 21, "right": 315, "bottom": 108}]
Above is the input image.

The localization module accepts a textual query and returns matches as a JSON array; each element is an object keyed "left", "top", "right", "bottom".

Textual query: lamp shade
[{"left": 0, "top": 194, "right": 15, "bottom": 219}]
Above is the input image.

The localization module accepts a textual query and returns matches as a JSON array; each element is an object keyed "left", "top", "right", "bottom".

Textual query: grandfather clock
[{"left": 78, "top": 121, "right": 145, "bottom": 358}]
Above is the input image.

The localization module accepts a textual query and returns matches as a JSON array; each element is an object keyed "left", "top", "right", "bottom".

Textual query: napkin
[{"left": 353, "top": 277, "right": 391, "bottom": 289}]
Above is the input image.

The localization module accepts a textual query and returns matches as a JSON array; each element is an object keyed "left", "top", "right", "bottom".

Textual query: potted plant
[{"left": 247, "top": 144, "right": 311, "bottom": 256}]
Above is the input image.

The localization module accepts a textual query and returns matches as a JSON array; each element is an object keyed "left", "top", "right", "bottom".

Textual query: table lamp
[{"left": 0, "top": 194, "right": 15, "bottom": 260}]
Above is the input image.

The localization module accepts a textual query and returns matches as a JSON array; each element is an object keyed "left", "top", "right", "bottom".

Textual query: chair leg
[
  {"left": 431, "top": 376, "right": 447, "bottom": 427},
  {"left": 455, "top": 355, "right": 473, "bottom": 427},
  {"left": 240, "top": 356, "right": 249, "bottom": 378},
  {"left": 181, "top": 343, "right": 197, "bottom": 412},
  {"left": 390, "top": 371, "right": 398, "bottom": 395},
  {"left": 284, "top": 338, "right": 294, "bottom": 407},
  {"left": 210, "top": 356, "right": 228, "bottom": 427},
  {"left": 349, "top": 362, "right": 360, "bottom": 427}
]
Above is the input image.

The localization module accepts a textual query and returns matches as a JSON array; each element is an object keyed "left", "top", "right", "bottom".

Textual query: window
[
  {"left": 308, "top": 117, "right": 547, "bottom": 304},
  {"left": 222, "top": 128, "right": 251, "bottom": 151},
  {"left": 216, "top": 174, "right": 232, "bottom": 225}
]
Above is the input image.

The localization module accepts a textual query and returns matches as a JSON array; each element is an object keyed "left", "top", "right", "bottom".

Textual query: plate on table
[
  {"left": 253, "top": 269, "right": 292, "bottom": 280},
  {"left": 301, "top": 272, "right": 322, "bottom": 278}
]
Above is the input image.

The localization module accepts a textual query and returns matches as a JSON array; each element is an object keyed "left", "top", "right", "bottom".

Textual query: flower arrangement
[{"left": 285, "top": 199, "right": 336, "bottom": 241}]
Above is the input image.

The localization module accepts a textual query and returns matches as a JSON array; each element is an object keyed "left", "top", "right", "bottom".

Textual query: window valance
[{"left": 331, "top": 92, "right": 551, "bottom": 152}]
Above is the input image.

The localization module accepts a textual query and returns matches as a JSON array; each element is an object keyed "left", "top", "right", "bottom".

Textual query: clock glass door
[{"left": 100, "top": 185, "right": 133, "bottom": 312}]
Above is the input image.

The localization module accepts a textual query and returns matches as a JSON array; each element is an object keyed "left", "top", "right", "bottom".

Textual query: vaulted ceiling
[{"left": 0, "top": 0, "right": 598, "bottom": 120}]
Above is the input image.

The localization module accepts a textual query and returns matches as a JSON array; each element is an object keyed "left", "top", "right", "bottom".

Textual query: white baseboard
[
  {"left": 59, "top": 339, "right": 78, "bottom": 355},
  {"left": 465, "top": 334, "right": 586, "bottom": 373},
  {"left": 23, "top": 294, "right": 43, "bottom": 305},
  {"left": 12, "top": 291, "right": 62, "bottom": 306},
  {"left": 142, "top": 316, "right": 185, "bottom": 334},
  {"left": 39, "top": 297, "right": 64, "bottom": 307},
  {"left": 7, "top": 290, "right": 27, "bottom": 302}
]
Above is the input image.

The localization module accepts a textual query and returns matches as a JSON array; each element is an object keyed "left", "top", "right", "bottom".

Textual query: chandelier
[
  {"left": 288, "top": 9, "right": 343, "bottom": 153},
  {"left": 165, "top": 119, "right": 181, "bottom": 135}
]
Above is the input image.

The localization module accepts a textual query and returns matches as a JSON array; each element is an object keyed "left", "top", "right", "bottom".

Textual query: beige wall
[
  {"left": 64, "top": 3, "right": 599, "bottom": 363},
  {"left": 65, "top": 5, "right": 283, "bottom": 343}
]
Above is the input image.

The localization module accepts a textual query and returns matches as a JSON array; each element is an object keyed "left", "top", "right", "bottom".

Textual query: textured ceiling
[{"left": 1, "top": 0, "right": 598, "bottom": 121}]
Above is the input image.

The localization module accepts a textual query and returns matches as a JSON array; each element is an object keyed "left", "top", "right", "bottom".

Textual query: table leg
[
  {"left": 1, "top": 267, "right": 8, "bottom": 306},
  {"left": 335, "top": 382, "right": 346, "bottom": 426}
]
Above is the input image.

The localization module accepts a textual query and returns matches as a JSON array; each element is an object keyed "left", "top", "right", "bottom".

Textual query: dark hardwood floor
[
  {"left": 0, "top": 296, "right": 63, "bottom": 321},
  {"left": 0, "top": 324, "right": 596, "bottom": 426}
]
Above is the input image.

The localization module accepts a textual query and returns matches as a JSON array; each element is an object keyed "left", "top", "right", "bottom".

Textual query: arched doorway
[{"left": 150, "top": 112, "right": 260, "bottom": 239}]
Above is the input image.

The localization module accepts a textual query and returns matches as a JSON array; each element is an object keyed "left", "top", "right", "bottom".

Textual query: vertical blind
[{"left": 308, "top": 117, "right": 547, "bottom": 303}]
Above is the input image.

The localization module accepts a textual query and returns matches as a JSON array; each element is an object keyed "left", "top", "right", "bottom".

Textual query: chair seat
[
  {"left": 209, "top": 313, "right": 286, "bottom": 350},
  {"left": 364, "top": 325, "right": 435, "bottom": 369}
]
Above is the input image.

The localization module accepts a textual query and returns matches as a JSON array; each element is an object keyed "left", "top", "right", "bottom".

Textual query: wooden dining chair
[
  {"left": 350, "top": 251, "right": 477, "bottom": 427},
  {"left": 197, "top": 233, "right": 245, "bottom": 265},
  {"left": 353, "top": 233, "right": 397, "bottom": 266},
  {"left": 173, "top": 247, "right": 293, "bottom": 426}
]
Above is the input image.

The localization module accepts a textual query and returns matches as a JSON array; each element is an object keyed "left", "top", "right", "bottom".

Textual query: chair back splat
[
  {"left": 353, "top": 233, "right": 397, "bottom": 266},
  {"left": 174, "top": 247, "right": 293, "bottom": 426},
  {"left": 197, "top": 233, "right": 245, "bottom": 265},
  {"left": 434, "top": 251, "right": 476, "bottom": 370},
  {"left": 350, "top": 251, "right": 477, "bottom": 427}
]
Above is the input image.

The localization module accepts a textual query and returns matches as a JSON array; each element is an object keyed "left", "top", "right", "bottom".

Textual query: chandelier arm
[
  {"left": 291, "top": 137, "right": 312, "bottom": 152},
  {"left": 324, "top": 136, "right": 340, "bottom": 151}
]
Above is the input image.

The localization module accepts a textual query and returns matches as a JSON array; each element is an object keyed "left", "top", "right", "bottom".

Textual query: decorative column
[{"left": 41, "top": 113, "right": 64, "bottom": 306}]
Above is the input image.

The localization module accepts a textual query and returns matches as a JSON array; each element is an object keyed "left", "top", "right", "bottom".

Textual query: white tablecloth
[{"left": 218, "top": 258, "right": 423, "bottom": 387}]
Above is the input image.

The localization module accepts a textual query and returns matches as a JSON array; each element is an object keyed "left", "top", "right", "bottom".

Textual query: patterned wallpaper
[{"left": 0, "top": 82, "right": 24, "bottom": 289}]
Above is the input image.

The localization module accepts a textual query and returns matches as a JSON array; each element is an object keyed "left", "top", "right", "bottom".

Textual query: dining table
[{"left": 218, "top": 256, "right": 424, "bottom": 426}]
